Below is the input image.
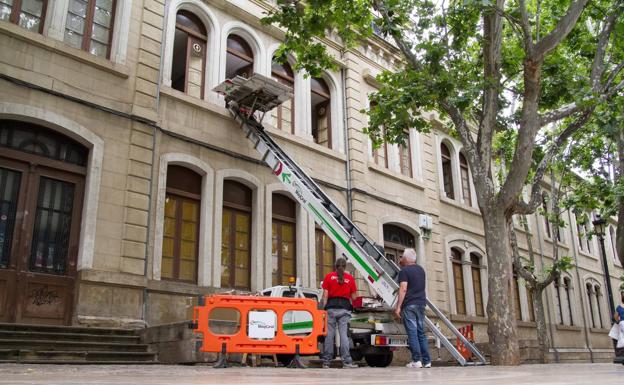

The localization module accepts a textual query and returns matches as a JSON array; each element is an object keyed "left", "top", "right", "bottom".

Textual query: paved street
[{"left": 0, "top": 363, "right": 621, "bottom": 385}]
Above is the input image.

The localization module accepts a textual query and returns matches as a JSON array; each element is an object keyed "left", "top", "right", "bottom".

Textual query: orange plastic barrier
[
  {"left": 455, "top": 324, "right": 475, "bottom": 360},
  {"left": 193, "top": 295, "right": 326, "bottom": 357}
]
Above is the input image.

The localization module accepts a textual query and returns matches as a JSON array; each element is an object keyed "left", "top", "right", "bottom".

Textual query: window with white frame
[
  {"left": 1, "top": 0, "right": 47, "bottom": 33},
  {"left": 586, "top": 281, "right": 605, "bottom": 329},
  {"left": 609, "top": 225, "right": 618, "bottom": 262},
  {"left": 451, "top": 247, "right": 466, "bottom": 315},
  {"left": 171, "top": 10, "right": 207, "bottom": 98},
  {"left": 459, "top": 152, "right": 471, "bottom": 206},
  {"left": 448, "top": 243, "right": 488, "bottom": 317},
  {"left": 225, "top": 34, "right": 254, "bottom": 80},
  {"left": 398, "top": 131, "right": 412, "bottom": 177},
  {"left": 271, "top": 58, "right": 295, "bottom": 134},
  {"left": 555, "top": 276, "right": 574, "bottom": 326},
  {"left": 469, "top": 253, "right": 484, "bottom": 317},
  {"left": 440, "top": 142, "right": 455, "bottom": 200},
  {"left": 311, "top": 76, "right": 331, "bottom": 148},
  {"left": 64, "top": 0, "right": 117, "bottom": 58}
]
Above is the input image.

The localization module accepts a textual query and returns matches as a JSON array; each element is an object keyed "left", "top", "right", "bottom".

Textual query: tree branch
[
  {"left": 532, "top": 0, "right": 589, "bottom": 60},
  {"left": 518, "top": 0, "right": 534, "bottom": 54},
  {"left": 478, "top": 0, "right": 504, "bottom": 183},
  {"left": 605, "top": 61, "right": 624, "bottom": 90},
  {"left": 524, "top": 110, "right": 593, "bottom": 214},
  {"left": 371, "top": 0, "right": 423, "bottom": 72},
  {"left": 589, "top": 6, "right": 621, "bottom": 91},
  {"left": 531, "top": 0, "right": 588, "bottom": 61}
]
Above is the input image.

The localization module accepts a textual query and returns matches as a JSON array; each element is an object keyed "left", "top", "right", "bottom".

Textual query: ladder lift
[{"left": 214, "top": 74, "right": 487, "bottom": 366}]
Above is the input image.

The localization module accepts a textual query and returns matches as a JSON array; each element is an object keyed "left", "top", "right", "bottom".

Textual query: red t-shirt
[{"left": 322, "top": 271, "right": 357, "bottom": 299}]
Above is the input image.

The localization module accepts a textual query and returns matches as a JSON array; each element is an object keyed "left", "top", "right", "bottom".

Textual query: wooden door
[{"left": 0, "top": 155, "right": 83, "bottom": 325}]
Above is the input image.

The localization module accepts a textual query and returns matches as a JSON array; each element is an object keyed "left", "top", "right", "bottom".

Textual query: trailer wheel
[
  {"left": 349, "top": 348, "right": 363, "bottom": 362},
  {"left": 364, "top": 351, "right": 393, "bottom": 367}
]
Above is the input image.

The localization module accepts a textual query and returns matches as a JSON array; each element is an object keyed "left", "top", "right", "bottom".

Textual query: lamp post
[{"left": 592, "top": 215, "right": 615, "bottom": 322}]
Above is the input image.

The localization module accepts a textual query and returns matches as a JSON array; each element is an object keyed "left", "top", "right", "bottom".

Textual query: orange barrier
[
  {"left": 193, "top": 295, "right": 326, "bottom": 367},
  {"left": 455, "top": 324, "right": 475, "bottom": 360}
]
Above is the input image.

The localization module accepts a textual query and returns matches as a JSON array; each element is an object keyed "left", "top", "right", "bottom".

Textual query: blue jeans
[
  {"left": 320, "top": 308, "right": 353, "bottom": 364},
  {"left": 402, "top": 304, "right": 430, "bottom": 364}
]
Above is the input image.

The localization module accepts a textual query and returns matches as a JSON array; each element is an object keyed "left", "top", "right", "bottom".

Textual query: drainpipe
[
  {"left": 340, "top": 60, "right": 352, "bottom": 219},
  {"left": 566, "top": 209, "right": 593, "bottom": 362},
  {"left": 535, "top": 212, "right": 559, "bottom": 362}
]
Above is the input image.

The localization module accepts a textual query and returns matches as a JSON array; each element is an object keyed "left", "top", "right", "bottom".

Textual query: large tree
[{"left": 264, "top": 0, "right": 624, "bottom": 364}]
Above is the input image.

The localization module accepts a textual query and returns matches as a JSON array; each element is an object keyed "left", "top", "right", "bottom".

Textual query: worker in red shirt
[{"left": 319, "top": 257, "right": 358, "bottom": 368}]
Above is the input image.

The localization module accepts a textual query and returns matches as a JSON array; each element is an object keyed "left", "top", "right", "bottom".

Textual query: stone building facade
[{"left": 0, "top": 0, "right": 620, "bottom": 362}]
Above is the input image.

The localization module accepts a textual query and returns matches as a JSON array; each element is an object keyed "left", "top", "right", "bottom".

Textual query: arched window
[
  {"left": 577, "top": 216, "right": 591, "bottom": 252},
  {"left": 1, "top": 0, "right": 47, "bottom": 33},
  {"left": 64, "top": 0, "right": 117, "bottom": 58},
  {"left": 171, "top": 10, "right": 207, "bottom": 98},
  {"left": 271, "top": 59, "right": 295, "bottom": 134},
  {"left": 526, "top": 284, "right": 535, "bottom": 322},
  {"left": 470, "top": 253, "right": 484, "bottom": 317},
  {"left": 586, "top": 283, "right": 596, "bottom": 328},
  {"left": 272, "top": 194, "right": 296, "bottom": 285},
  {"left": 398, "top": 132, "right": 412, "bottom": 177},
  {"left": 459, "top": 152, "right": 471, "bottom": 206},
  {"left": 161, "top": 165, "right": 201, "bottom": 282},
  {"left": 441, "top": 142, "right": 454, "bottom": 199},
  {"left": 311, "top": 77, "right": 331, "bottom": 148},
  {"left": 512, "top": 272, "right": 522, "bottom": 320},
  {"left": 0, "top": 120, "right": 87, "bottom": 324},
  {"left": 315, "top": 228, "right": 335, "bottom": 286},
  {"left": 563, "top": 277, "right": 573, "bottom": 325},
  {"left": 609, "top": 225, "right": 617, "bottom": 262},
  {"left": 383, "top": 224, "right": 415, "bottom": 265},
  {"left": 221, "top": 180, "right": 252, "bottom": 290},
  {"left": 226, "top": 34, "right": 254, "bottom": 79},
  {"left": 554, "top": 278, "right": 564, "bottom": 325},
  {"left": 451, "top": 248, "right": 466, "bottom": 315},
  {"left": 595, "top": 285, "right": 604, "bottom": 328},
  {"left": 542, "top": 195, "right": 552, "bottom": 239},
  {"left": 369, "top": 102, "right": 388, "bottom": 168}
]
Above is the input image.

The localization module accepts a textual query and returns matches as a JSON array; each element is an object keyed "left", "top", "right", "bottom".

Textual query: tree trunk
[
  {"left": 483, "top": 210, "right": 520, "bottom": 365},
  {"left": 531, "top": 286, "right": 550, "bottom": 363},
  {"left": 616, "top": 127, "right": 624, "bottom": 266}
]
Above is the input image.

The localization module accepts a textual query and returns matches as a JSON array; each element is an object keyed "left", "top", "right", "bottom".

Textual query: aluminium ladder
[{"left": 214, "top": 74, "right": 487, "bottom": 366}]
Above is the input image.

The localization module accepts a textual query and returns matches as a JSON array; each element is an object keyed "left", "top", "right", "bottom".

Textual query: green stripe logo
[
  {"left": 283, "top": 321, "right": 314, "bottom": 331},
  {"left": 308, "top": 204, "right": 379, "bottom": 281}
]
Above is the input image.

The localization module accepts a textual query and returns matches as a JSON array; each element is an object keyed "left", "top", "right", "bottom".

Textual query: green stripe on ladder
[{"left": 308, "top": 204, "right": 379, "bottom": 281}]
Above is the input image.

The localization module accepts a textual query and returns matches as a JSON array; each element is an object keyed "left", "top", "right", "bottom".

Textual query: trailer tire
[
  {"left": 349, "top": 348, "right": 364, "bottom": 362},
  {"left": 364, "top": 351, "right": 393, "bottom": 367}
]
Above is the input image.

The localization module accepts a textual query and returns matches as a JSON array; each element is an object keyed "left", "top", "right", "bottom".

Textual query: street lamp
[{"left": 592, "top": 215, "right": 615, "bottom": 322}]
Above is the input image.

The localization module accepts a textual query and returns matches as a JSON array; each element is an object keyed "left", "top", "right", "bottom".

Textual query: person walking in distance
[
  {"left": 320, "top": 257, "right": 358, "bottom": 368},
  {"left": 394, "top": 248, "right": 431, "bottom": 368}
]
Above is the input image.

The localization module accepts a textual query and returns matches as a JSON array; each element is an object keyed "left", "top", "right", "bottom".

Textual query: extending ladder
[{"left": 215, "top": 74, "right": 486, "bottom": 366}]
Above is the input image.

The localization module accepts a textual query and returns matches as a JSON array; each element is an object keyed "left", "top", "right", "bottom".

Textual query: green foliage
[{"left": 545, "top": 256, "right": 575, "bottom": 276}]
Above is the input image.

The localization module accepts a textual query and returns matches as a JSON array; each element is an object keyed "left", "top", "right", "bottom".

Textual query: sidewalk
[{"left": 0, "top": 362, "right": 621, "bottom": 385}]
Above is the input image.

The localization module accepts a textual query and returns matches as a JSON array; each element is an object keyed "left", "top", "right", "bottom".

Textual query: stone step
[
  {"left": 0, "top": 330, "right": 140, "bottom": 344},
  {"left": 19, "top": 350, "right": 157, "bottom": 362},
  {"left": 0, "top": 323, "right": 138, "bottom": 336},
  {"left": 0, "top": 339, "right": 151, "bottom": 352},
  {"left": 0, "top": 359, "right": 160, "bottom": 365}
]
